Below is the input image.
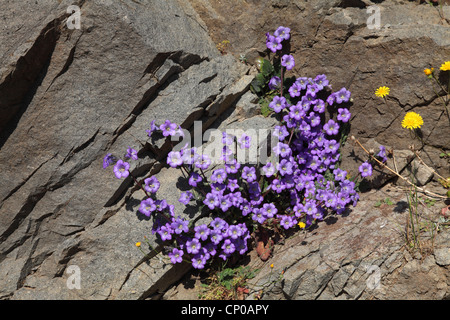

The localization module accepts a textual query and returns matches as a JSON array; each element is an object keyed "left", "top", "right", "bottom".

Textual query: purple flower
[
  {"left": 195, "top": 154, "right": 211, "bottom": 170},
  {"left": 222, "top": 132, "right": 235, "bottom": 146},
  {"left": 168, "top": 248, "right": 184, "bottom": 264},
  {"left": 326, "top": 93, "right": 336, "bottom": 106},
  {"left": 273, "top": 142, "right": 292, "bottom": 158},
  {"left": 158, "top": 225, "right": 173, "bottom": 241},
  {"left": 359, "top": 162, "right": 373, "bottom": 177},
  {"left": 306, "top": 84, "right": 319, "bottom": 98},
  {"left": 227, "top": 178, "right": 239, "bottom": 192},
  {"left": 194, "top": 224, "right": 210, "bottom": 241},
  {"left": 335, "top": 88, "right": 351, "bottom": 104},
  {"left": 266, "top": 34, "right": 282, "bottom": 53},
  {"left": 192, "top": 254, "right": 207, "bottom": 269},
  {"left": 337, "top": 108, "right": 351, "bottom": 123},
  {"left": 280, "top": 215, "right": 296, "bottom": 230},
  {"left": 281, "top": 54, "right": 295, "bottom": 70},
  {"left": 125, "top": 147, "right": 138, "bottom": 160},
  {"left": 303, "top": 201, "right": 317, "bottom": 216},
  {"left": 273, "top": 125, "right": 289, "bottom": 141},
  {"left": 188, "top": 172, "right": 202, "bottom": 187},
  {"left": 299, "top": 120, "right": 311, "bottom": 133},
  {"left": 324, "top": 192, "right": 337, "bottom": 208},
  {"left": 308, "top": 112, "right": 321, "bottom": 127},
  {"left": 288, "top": 82, "right": 302, "bottom": 98},
  {"left": 103, "top": 153, "right": 115, "bottom": 169},
  {"left": 211, "top": 182, "right": 226, "bottom": 194},
  {"left": 314, "top": 74, "right": 329, "bottom": 90},
  {"left": 167, "top": 151, "right": 183, "bottom": 168},
  {"left": 242, "top": 166, "right": 256, "bottom": 183},
  {"left": 186, "top": 238, "right": 201, "bottom": 255},
  {"left": 324, "top": 139, "right": 339, "bottom": 154},
  {"left": 210, "top": 217, "right": 227, "bottom": 230},
  {"left": 333, "top": 168, "right": 347, "bottom": 182},
  {"left": 377, "top": 145, "right": 387, "bottom": 163},
  {"left": 145, "top": 120, "right": 157, "bottom": 137},
  {"left": 211, "top": 168, "right": 227, "bottom": 184},
  {"left": 155, "top": 199, "right": 168, "bottom": 212},
  {"left": 209, "top": 229, "right": 223, "bottom": 245},
  {"left": 324, "top": 119, "right": 340, "bottom": 136},
  {"left": 307, "top": 156, "right": 321, "bottom": 171},
  {"left": 225, "top": 158, "right": 240, "bottom": 174},
  {"left": 274, "top": 26, "right": 290, "bottom": 41},
  {"left": 340, "top": 180, "right": 355, "bottom": 194},
  {"left": 269, "top": 96, "right": 287, "bottom": 113},
  {"left": 271, "top": 178, "right": 286, "bottom": 193},
  {"left": 262, "top": 202, "right": 277, "bottom": 218},
  {"left": 262, "top": 162, "right": 276, "bottom": 178},
  {"left": 179, "top": 191, "right": 193, "bottom": 205},
  {"left": 181, "top": 147, "right": 199, "bottom": 165},
  {"left": 204, "top": 193, "right": 219, "bottom": 210},
  {"left": 240, "top": 200, "right": 252, "bottom": 216},
  {"left": 277, "top": 158, "right": 293, "bottom": 176},
  {"left": 312, "top": 210, "right": 324, "bottom": 220},
  {"left": 219, "top": 195, "right": 232, "bottom": 212},
  {"left": 289, "top": 104, "right": 305, "bottom": 121},
  {"left": 252, "top": 208, "right": 266, "bottom": 224},
  {"left": 227, "top": 225, "right": 242, "bottom": 239},
  {"left": 172, "top": 217, "right": 189, "bottom": 234},
  {"left": 113, "top": 160, "right": 130, "bottom": 179},
  {"left": 234, "top": 238, "right": 248, "bottom": 255},
  {"left": 296, "top": 77, "right": 309, "bottom": 90},
  {"left": 238, "top": 133, "right": 252, "bottom": 149},
  {"left": 300, "top": 94, "right": 314, "bottom": 111},
  {"left": 313, "top": 99, "right": 326, "bottom": 113},
  {"left": 139, "top": 198, "right": 156, "bottom": 217},
  {"left": 144, "top": 176, "right": 160, "bottom": 193},
  {"left": 268, "top": 76, "right": 281, "bottom": 90},
  {"left": 160, "top": 120, "right": 178, "bottom": 137},
  {"left": 221, "top": 239, "right": 236, "bottom": 255}
]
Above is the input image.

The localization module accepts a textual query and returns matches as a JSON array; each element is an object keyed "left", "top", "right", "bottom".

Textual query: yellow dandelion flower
[
  {"left": 298, "top": 221, "right": 306, "bottom": 229},
  {"left": 135, "top": 242, "right": 141, "bottom": 247},
  {"left": 423, "top": 68, "right": 434, "bottom": 76},
  {"left": 440, "top": 61, "right": 450, "bottom": 71},
  {"left": 270, "top": 263, "right": 274, "bottom": 268},
  {"left": 401, "top": 112, "right": 423, "bottom": 130},
  {"left": 375, "top": 86, "right": 390, "bottom": 98}
]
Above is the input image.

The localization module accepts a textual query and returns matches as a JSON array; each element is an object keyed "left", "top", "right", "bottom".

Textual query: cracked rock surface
[{"left": 0, "top": 0, "right": 449, "bottom": 300}]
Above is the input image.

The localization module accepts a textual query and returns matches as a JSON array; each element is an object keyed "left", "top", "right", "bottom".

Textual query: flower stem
[{"left": 353, "top": 137, "right": 446, "bottom": 199}]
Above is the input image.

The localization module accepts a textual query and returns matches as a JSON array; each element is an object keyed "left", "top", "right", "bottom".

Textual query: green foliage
[
  {"left": 374, "top": 197, "right": 394, "bottom": 207},
  {"left": 250, "top": 58, "right": 275, "bottom": 96},
  {"left": 199, "top": 265, "right": 258, "bottom": 300}
]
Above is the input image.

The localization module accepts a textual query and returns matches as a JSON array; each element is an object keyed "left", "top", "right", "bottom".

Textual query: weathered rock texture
[
  {"left": 0, "top": 0, "right": 449, "bottom": 300},
  {"left": 244, "top": 185, "right": 450, "bottom": 300}
]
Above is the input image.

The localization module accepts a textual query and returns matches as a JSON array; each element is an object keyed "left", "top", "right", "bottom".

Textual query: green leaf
[
  {"left": 374, "top": 200, "right": 382, "bottom": 207},
  {"left": 260, "top": 99, "right": 272, "bottom": 117},
  {"left": 260, "top": 59, "right": 274, "bottom": 77}
]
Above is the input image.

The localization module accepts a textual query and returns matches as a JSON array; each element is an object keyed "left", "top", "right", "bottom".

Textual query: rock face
[
  {"left": 245, "top": 185, "right": 450, "bottom": 300},
  {"left": 0, "top": 0, "right": 250, "bottom": 299},
  {"left": 0, "top": 0, "right": 449, "bottom": 300}
]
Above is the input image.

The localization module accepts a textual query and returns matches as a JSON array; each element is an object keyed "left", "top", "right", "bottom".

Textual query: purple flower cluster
[
  {"left": 266, "top": 26, "right": 290, "bottom": 53},
  {"left": 103, "top": 26, "right": 368, "bottom": 271}
]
